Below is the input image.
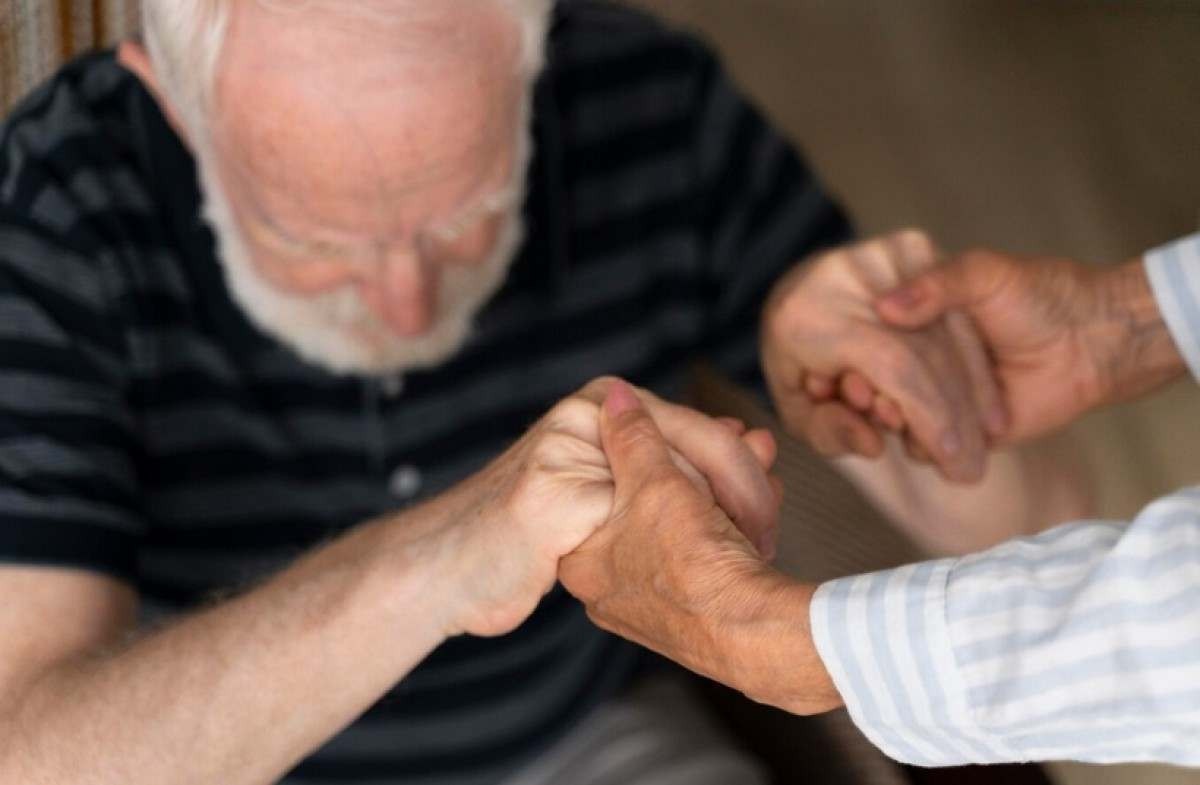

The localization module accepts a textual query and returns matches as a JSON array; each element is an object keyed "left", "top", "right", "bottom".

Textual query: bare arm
[
  {"left": 0, "top": 511, "right": 456, "bottom": 785},
  {"left": 833, "top": 436, "right": 1094, "bottom": 555},
  {"left": 0, "top": 378, "right": 778, "bottom": 785}
]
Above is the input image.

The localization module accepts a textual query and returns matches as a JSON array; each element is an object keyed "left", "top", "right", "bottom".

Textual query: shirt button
[
  {"left": 389, "top": 464, "right": 423, "bottom": 500},
  {"left": 381, "top": 375, "right": 405, "bottom": 398}
]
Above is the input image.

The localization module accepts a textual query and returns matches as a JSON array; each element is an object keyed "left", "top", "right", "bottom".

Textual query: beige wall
[{"left": 626, "top": 2, "right": 1200, "bottom": 783}]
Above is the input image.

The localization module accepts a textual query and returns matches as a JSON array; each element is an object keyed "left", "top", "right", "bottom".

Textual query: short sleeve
[
  {"left": 0, "top": 217, "right": 145, "bottom": 581},
  {"left": 692, "top": 51, "right": 854, "bottom": 393}
]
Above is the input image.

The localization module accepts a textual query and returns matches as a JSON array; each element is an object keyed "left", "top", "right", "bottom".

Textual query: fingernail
[
  {"left": 604, "top": 380, "right": 641, "bottom": 418},
  {"left": 758, "top": 533, "right": 778, "bottom": 562},
  {"left": 941, "top": 430, "right": 961, "bottom": 457},
  {"left": 881, "top": 285, "right": 923, "bottom": 310}
]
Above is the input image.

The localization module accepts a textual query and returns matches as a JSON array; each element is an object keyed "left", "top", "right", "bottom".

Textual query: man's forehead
[
  {"left": 218, "top": 4, "right": 520, "bottom": 166},
  {"left": 212, "top": 0, "right": 524, "bottom": 225}
]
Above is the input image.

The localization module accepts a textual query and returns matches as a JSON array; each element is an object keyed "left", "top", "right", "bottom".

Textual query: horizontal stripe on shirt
[{"left": 0, "top": 2, "right": 852, "bottom": 782}]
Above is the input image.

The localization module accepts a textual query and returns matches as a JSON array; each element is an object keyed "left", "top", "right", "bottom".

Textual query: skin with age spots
[
  {"left": 215, "top": 1, "right": 524, "bottom": 335},
  {"left": 874, "top": 248, "right": 1186, "bottom": 445},
  {"left": 117, "top": 1, "right": 535, "bottom": 375}
]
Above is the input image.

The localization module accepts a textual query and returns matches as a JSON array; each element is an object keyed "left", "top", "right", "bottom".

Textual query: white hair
[
  {"left": 138, "top": 0, "right": 547, "bottom": 376},
  {"left": 199, "top": 129, "right": 531, "bottom": 375},
  {"left": 141, "top": 0, "right": 552, "bottom": 138}
]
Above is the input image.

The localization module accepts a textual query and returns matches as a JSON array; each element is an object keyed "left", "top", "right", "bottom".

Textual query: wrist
[
  {"left": 708, "top": 571, "right": 842, "bottom": 715},
  {"left": 377, "top": 471, "right": 548, "bottom": 640},
  {"left": 1087, "top": 257, "right": 1187, "bottom": 409},
  {"left": 369, "top": 503, "right": 468, "bottom": 641}
]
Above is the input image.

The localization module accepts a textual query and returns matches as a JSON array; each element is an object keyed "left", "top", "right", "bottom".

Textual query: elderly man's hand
[
  {"left": 875, "top": 249, "right": 1186, "bottom": 445},
  {"left": 431, "top": 377, "right": 779, "bottom": 639},
  {"left": 560, "top": 382, "right": 842, "bottom": 715}
]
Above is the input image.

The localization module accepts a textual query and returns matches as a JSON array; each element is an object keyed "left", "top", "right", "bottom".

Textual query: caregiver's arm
[
  {"left": 811, "top": 486, "right": 1200, "bottom": 766},
  {"left": 812, "top": 235, "right": 1200, "bottom": 766},
  {"left": 566, "top": 388, "right": 1200, "bottom": 767}
]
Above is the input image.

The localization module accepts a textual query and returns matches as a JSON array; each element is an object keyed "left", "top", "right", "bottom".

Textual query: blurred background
[
  {"left": 637, "top": 3, "right": 1200, "bottom": 784},
  {"left": 626, "top": 0, "right": 1200, "bottom": 520},
  {"left": 3, "top": 1, "right": 1199, "bottom": 783}
]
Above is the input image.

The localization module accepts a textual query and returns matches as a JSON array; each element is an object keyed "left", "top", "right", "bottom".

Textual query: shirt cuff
[
  {"left": 810, "top": 562, "right": 1020, "bottom": 767},
  {"left": 1144, "top": 232, "right": 1200, "bottom": 383}
]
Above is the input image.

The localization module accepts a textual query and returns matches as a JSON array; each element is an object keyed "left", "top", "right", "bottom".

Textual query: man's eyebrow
[
  {"left": 246, "top": 205, "right": 358, "bottom": 256},
  {"left": 443, "top": 182, "right": 515, "bottom": 222},
  {"left": 233, "top": 142, "right": 516, "bottom": 253}
]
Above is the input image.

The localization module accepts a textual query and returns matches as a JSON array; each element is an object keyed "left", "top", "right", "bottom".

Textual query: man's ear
[
  {"left": 117, "top": 40, "right": 160, "bottom": 94},
  {"left": 117, "top": 40, "right": 191, "bottom": 143}
]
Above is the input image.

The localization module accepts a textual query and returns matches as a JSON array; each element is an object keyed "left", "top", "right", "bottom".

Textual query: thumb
[
  {"left": 875, "top": 253, "right": 999, "bottom": 329},
  {"left": 599, "top": 380, "right": 675, "bottom": 507}
]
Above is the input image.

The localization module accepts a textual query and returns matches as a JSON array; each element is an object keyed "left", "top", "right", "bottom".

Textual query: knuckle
[
  {"left": 850, "top": 238, "right": 889, "bottom": 268},
  {"left": 635, "top": 468, "right": 694, "bottom": 510},
  {"left": 529, "top": 430, "right": 582, "bottom": 467},
  {"left": 811, "top": 245, "right": 844, "bottom": 270},
  {"left": 894, "top": 228, "right": 937, "bottom": 264},
  {"left": 548, "top": 396, "right": 598, "bottom": 431},
  {"left": 699, "top": 416, "right": 740, "bottom": 451},
  {"left": 894, "top": 227, "right": 933, "bottom": 250},
  {"left": 615, "top": 414, "right": 662, "bottom": 447},
  {"left": 504, "top": 469, "right": 540, "bottom": 516},
  {"left": 660, "top": 469, "right": 700, "bottom": 498}
]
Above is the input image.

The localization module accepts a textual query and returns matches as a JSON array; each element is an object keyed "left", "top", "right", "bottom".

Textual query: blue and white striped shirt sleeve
[
  {"left": 1147, "top": 233, "right": 1200, "bottom": 382},
  {"left": 809, "top": 231, "right": 1200, "bottom": 767}
]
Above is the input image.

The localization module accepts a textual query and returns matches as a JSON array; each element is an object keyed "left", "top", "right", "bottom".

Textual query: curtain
[{"left": 1, "top": 0, "right": 139, "bottom": 111}]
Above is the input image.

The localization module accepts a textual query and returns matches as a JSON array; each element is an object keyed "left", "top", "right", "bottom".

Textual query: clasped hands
[{"left": 439, "top": 230, "right": 1143, "bottom": 713}]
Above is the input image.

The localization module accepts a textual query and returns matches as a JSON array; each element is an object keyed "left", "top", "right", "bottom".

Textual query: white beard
[{"left": 194, "top": 134, "right": 529, "bottom": 377}]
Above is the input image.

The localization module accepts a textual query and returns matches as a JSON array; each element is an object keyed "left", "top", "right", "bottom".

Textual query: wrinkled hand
[
  {"left": 560, "top": 382, "right": 841, "bottom": 715},
  {"left": 875, "top": 249, "right": 1182, "bottom": 445},
  {"left": 436, "top": 377, "right": 780, "bottom": 638},
  {"left": 761, "top": 230, "right": 1004, "bottom": 482}
]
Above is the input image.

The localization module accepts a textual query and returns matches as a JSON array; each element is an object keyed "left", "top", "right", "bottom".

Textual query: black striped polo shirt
[{"left": 0, "top": 2, "right": 850, "bottom": 782}]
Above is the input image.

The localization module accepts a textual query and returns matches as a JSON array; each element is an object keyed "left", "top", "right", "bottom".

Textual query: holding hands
[
  {"left": 763, "top": 231, "right": 1182, "bottom": 480},
  {"left": 874, "top": 247, "right": 1181, "bottom": 444},
  {"left": 548, "top": 233, "right": 1183, "bottom": 716},
  {"left": 761, "top": 230, "right": 1004, "bottom": 483},
  {"left": 435, "top": 377, "right": 781, "bottom": 638},
  {"left": 560, "top": 382, "right": 840, "bottom": 715}
]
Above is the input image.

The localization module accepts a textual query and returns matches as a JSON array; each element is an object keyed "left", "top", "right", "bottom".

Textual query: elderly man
[
  {"left": 0, "top": 1, "right": 1071, "bottom": 783},
  {"left": 565, "top": 237, "right": 1200, "bottom": 767}
]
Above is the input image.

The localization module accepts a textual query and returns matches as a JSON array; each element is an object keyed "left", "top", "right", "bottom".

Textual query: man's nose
[{"left": 364, "top": 246, "right": 438, "bottom": 336}]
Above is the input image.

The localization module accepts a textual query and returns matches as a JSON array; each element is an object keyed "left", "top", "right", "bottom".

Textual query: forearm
[
  {"left": 0, "top": 512, "right": 456, "bottom": 785},
  {"left": 1088, "top": 256, "right": 1187, "bottom": 408},
  {"left": 712, "top": 574, "right": 842, "bottom": 716},
  {"left": 811, "top": 486, "right": 1200, "bottom": 767},
  {"left": 834, "top": 434, "right": 1093, "bottom": 556}
]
